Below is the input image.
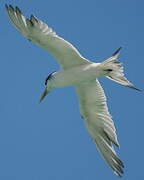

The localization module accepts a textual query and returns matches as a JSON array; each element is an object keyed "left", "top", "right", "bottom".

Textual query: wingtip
[
  {"left": 112, "top": 47, "right": 122, "bottom": 57},
  {"left": 30, "top": 14, "right": 39, "bottom": 23},
  {"left": 38, "top": 99, "right": 42, "bottom": 104},
  {"left": 5, "top": 4, "right": 8, "bottom": 9},
  {"left": 114, "top": 171, "right": 123, "bottom": 178},
  {"left": 127, "top": 85, "right": 142, "bottom": 92},
  {"left": 9, "top": 4, "right": 14, "bottom": 10},
  {"left": 15, "top": 6, "right": 22, "bottom": 14}
]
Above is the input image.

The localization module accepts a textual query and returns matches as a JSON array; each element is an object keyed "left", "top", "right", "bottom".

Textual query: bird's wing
[
  {"left": 75, "top": 79, "right": 124, "bottom": 177},
  {"left": 5, "top": 5, "right": 91, "bottom": 69}
]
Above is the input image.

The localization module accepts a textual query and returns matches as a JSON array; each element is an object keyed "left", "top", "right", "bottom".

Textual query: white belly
[{"left": 51, "top": 63, "right": 104, "bottom": 88}]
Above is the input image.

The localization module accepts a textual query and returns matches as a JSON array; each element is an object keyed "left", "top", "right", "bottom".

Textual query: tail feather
[{"left": 101, "top": 48, "right": 141, "bottom": 91}]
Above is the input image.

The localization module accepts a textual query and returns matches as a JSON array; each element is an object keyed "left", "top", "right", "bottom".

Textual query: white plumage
[{"left": 6, "top": 4, "right": 141, "bottom": 177}]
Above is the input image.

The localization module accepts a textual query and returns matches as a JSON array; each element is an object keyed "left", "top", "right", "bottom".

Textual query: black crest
[{"left": 45, "top": 72, "right": 55, "bottom": 85}]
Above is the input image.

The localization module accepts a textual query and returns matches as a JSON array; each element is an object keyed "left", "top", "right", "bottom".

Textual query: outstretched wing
[
  {"left": 5, "top": 5, "right": 91, "bottom": 69},
  {"left": 75, "top": 79, "right": 124, "bottom": 177}
]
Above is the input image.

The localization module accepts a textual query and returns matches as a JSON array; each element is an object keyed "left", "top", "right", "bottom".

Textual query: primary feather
[{"left": 5, "top": 4, "right": 90, "bottom": 69}]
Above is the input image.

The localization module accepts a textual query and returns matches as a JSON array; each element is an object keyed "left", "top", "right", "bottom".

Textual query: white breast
[{"left": 51, "top": 63, "right": 102, "bottom": 88}]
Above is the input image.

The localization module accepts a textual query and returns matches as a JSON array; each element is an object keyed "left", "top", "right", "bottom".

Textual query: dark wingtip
[
  {"left": 15, "top": 6, "right": 22, "bottom": 14},
  {"left": 116, "top": 172, "right": 123, "bottom": 178},
  {"left": 30, "top": 14, "right": 34, "bottom": 19},
  {"left": 29, "top": 19, "right": 34, "bottom": 26},
  {"left": 5, "top": 4, "right": 8, "bottom": 9},
  {"left": 127, "top": 85, "right": 142, "bottom": 92},
  {"left": 9, "top": 5, "right": 14, "bottom": 11},
  {"left": 112, "top": 47, "right": 122, "bottom": 56},
  {"left": 30, "top": 14, "right": 39, "bottom": 23}
]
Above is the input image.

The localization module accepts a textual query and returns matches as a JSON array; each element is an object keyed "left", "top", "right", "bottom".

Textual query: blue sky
[{"left": 1, "top": 0, "right": 144, "bottom": 179}]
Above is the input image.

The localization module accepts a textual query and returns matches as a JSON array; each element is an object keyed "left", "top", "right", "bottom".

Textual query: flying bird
[{"left": 5, "top": 4, "right": 141, "bottom": 177}]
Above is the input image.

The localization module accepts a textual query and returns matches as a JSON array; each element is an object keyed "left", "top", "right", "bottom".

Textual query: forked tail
[{"left": 101, "top": 47, "right": 141, "bottom": 91}]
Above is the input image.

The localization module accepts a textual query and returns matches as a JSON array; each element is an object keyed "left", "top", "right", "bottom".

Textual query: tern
[{"left": 5, "top": 4, "right": 141, "bottom": 177}]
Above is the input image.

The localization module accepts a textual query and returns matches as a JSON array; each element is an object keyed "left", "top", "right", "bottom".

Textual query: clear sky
[{"left": 1, "top": 0, "right": 144, "bottom": 179}]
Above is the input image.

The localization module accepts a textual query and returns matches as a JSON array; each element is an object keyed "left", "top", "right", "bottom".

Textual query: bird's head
[{"left": 39, "top": 72, "right": 55, "bottom": 103}]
